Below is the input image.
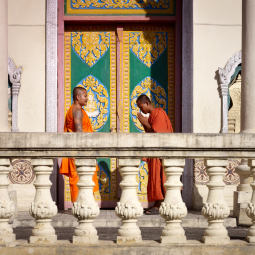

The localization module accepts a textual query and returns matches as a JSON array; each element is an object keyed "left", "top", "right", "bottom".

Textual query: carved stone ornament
[
  {"left": 8, "top": 56, "right": 22, "bottom": 84},
  {"left": 115, "top": 201, "right": 143, "bottom": 220},
  {"left": 30, "top": 201, "right": 57, "bottom": 220},
  {"left": 202, "top": 203, "right": 230, "bottom": 221},
  {"left": 0, "top": 201, "right": 15, "bottom": 219},
  {"left": 159, "top": 202, "right": 187, "bottom": 221},
  {"left": 246, "top": 203, "right": 255, "bottom": 220},
  {"left": 73, "top": 198, "right": 100, "bottom": 220}
]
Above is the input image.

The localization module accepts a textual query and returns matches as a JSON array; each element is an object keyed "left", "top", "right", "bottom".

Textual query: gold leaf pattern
[
  {"left": 136, "top": 162, "right": 149, "bottom": 194},
  {"left": 72, "top": 0, "right": 169, "bottom": 9},
  {"left": 130, "top": 77, "right": 167, "bottom": 132},
  {"left": 129, "top": 32, "right": 167, "bottom": 67},
  {"left": 71, "top": 32, "right": 110, "bottom": 67}
]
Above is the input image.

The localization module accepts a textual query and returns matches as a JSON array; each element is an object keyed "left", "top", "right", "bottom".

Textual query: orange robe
[
  {"left": 145, "top": 108, "right": 173, "bottom": 202},
  {"left": 59, "top": 104, "right": 99, "bottom": 203}
]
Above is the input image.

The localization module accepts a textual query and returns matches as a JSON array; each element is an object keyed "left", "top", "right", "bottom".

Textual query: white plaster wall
[
  {"left": 193, "top": 0, "right": 242, "bottom": 133},
  {"left": 8, "top": 0, "right": 46, "bottom": 132}
]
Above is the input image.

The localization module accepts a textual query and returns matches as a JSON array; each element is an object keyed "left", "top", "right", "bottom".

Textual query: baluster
[
  {"left": 72, "top": 159, "right": 100, "bottom": 244},
  {"left": 246, "top": 159, "right": 255, "bottom": 242},
  {"left": 202, "top": 159, "right": 230, "bottom": 244},
  {"left": 115, "top": 159, "right": 143, "bottom": 244},
  {"left": 0, "top": 159, "right": 15, "bottom": 244},
  {"left": 159, "top": 159, "right": 187, "bottom": 243},
  {"left": 30, "top": 159, "right": 57, "bottom": 244}
]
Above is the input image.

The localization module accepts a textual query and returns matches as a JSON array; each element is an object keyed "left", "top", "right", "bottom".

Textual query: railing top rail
[{"left": 0, "top": 132, "right": 255, "bottom": 159}]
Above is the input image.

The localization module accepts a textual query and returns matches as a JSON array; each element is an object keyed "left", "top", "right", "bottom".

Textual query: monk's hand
[{"left": 137, "top": 112, "right": 151, "bottom": 130}]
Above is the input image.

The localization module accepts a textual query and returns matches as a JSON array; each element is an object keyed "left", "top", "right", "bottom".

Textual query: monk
[
  {"left": 136, "top": 94, "right": 173, "bottom": 215},
  {"left": 60, "top": 87, "right": 99, "bottom": 203}
]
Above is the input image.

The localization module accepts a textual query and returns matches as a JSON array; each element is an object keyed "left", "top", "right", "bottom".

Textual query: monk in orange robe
[
  {"left": 60, "top": 87, "right": 99, "bottom": 203},
  {"left": 136, "top": 94, "right": 173, "bottom": 215}
]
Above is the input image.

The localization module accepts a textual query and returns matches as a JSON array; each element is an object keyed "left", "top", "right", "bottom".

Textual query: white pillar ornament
[
  {"left": 115, "top": 159, "right": 143, "bottom": 244},
  {"left": 72, "top": 159, "right": 100, "bottom": 244},
  {"left": 159, "top": 159, "right": 187, "bottom": 244},
  {"left": 30, "top": 159, "right": 57, "bottom": 244},
  {"left": 202, "top": 159, "right": 230, "bottom": 244},
  {"left": 0, "top": 159, "right": 15, "bottom": 244},
  {"left": 245, "top": 159, "right": 255, "bottom": 242}
]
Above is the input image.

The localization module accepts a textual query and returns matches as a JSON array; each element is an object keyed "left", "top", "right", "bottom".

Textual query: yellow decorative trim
[
  {"left": 66, "top": 0, "right": 174, "bottom": 15},
  {"left": 123, "top": 31, "right": 130, "bottom": 133}
]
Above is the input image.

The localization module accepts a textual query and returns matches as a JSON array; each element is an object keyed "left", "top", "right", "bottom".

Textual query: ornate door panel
[
  {"left": 64, "top": 25, "right": 117, "bottom": 208},
  {"left": 121, "top": 25, "right": 175, "bottom": 205}
]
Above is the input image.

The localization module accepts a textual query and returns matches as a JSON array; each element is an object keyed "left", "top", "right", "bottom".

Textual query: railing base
[
  {"left": 160, "top": 236, "right": 186, "bottom": 244},
  {"left": 30, "top": 235, "right": 57, "bottom": 244},
  {"left": 202, "top": 236, "right": 230, "bottom": 245},
  {"left": 117, "top": 236, "right": 142, "bottom": 244},
  {"left": 0, "top": 234, "right": 15, "bottom": 244},
  {"left": 73, "top": 236, "right": 99, "bottom": 244}
]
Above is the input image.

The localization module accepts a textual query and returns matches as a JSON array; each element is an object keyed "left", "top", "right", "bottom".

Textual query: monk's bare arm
[{"left": 73, "top": 109, "right": 83, "bottom": 132}]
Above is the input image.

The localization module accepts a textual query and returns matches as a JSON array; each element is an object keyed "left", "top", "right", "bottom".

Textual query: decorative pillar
[
  {"left": 115, "top": 159, "right": 143, "bottom": 244},
  {"left": 202, "top": 159, "right": 230, "bottom": 244},
  {"left": 72, "top": 159, "right": 100, "bottom": 244},
  {"left": 245, "top": 159, "right": 255, "bottom": 242},
  {"left": 219, "top": 83, "right": 229, "bottom": 133},
  {"left": 0, "top": 0, "right": 10, "bottom": 132},
  {"left": 0, "top": 159, "right": 15, "bottom": 244},
  {"left": 159, "top": 159, "right": 187, "bottom": 244},
  {"left": 30, "top": 159, "right": 57, "bottom": 244}
]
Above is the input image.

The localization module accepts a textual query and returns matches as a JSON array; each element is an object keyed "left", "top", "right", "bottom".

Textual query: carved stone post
[
  {"left": 115, "top": 159, "right": 143, "bottom": 244},
  {"left": 0, "top": 159, "right": 15, "bottom": 244},
  {"left": 30, "top": 159, "right": 57, "bottom": 244},
  {"left": 202, "top": 159, "right": 230, "bottom": 244},
  {"left": 245, "top": 159, "right": 255, "bottom": 242},
  {"left": 219, "top": 83, "right": 229, "bottom": 133},
  {"left": 159, "top": 159, "right": 187, "bottom": 244},
  {"left": 72, "top": 159, "right": 100, "bottom": 244}
]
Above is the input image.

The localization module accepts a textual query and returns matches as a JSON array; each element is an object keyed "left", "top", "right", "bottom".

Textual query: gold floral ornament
[
  {"left": 97, "top": 163, "right": 110, "bottom": 194},
  {"left": 130, "top": 77, "right": 167, "bottom": 132},
  {"left": 136, "top": 162, "right": 149, "bottom": 194},
  {"left": 71, "top": 32, "right": 110, "bottom": 67},
  {"left": 76, "top": 75, "right": 109, "bottom": 132},
  {"left": 129, "top": 32, "right": 167, "bottom": 67},
  {"left": 71, "top": 0, "right": 169, "bottom": 9}
]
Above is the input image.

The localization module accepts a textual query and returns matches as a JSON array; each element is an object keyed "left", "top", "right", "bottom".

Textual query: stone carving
[
  {"left": 202, "top": 203, "right": 230, "bottom": 221},
  {"left": 246, "top": 203, "right": 255, "bottom": 220},
  {"left": 115, "top": 201, "right": 143, "bottom": 220},
  {"left": 218, "top": 51, "right": 241, "bottom": 133},
  {"left": 30, "top": 201, "right": 57, "bottom": 219},
  {"left": 0, "top": 201, "right": 15, "bottom": 219},
  {"left": 159, "top": 202, "right": 187, "bottom": 221},
  {"left": 73, "top": 198, "right": 100, "bottom": 220}
]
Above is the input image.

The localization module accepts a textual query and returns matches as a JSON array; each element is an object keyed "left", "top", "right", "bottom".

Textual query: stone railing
[{"left": 1, "top": 133, "right": 255, "bottom": 245}]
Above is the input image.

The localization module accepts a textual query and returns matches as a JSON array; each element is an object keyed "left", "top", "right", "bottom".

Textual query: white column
[
  {"left": 115, "top": 159, "right": 143, "bottom": 244},
  {"left": 0, "top": 159, "right": 15, "bottom": 244},
  {"left": 0, "top": 0, "right": 10, "bottom": 132},
  {"left": 246, "top": 159, "right": 255, "bottom": 242},
  {"left": 159, "top": 159, "right": 187, "bottom": 244},
  {"left": 202, "top": 159, "right": 230, "bottom": 244},
  {"left": 72, "top": 159, "right": 100, "bottom": 244},
  {"left": 241, "top": 0, "right": 255, "bottom": 133},
  {"left": 30, "top": 159, "right": 57, "bottom": 244},
  {"left": 219, "top": 83, "right": 229, "bottom": 133}
]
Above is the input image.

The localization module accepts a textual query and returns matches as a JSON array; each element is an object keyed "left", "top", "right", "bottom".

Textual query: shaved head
[
  {"left": 136, "top": 94, "right": 151, "bottom": 105},
  {"left": 73, "top": 87, "right": 87, "bottom": 101}
]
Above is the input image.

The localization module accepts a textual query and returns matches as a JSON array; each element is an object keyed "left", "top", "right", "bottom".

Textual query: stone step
[{"left": 12, "top": 210, "right": 236, "bottom": 228}]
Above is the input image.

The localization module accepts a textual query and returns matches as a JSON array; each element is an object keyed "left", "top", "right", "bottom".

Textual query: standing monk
[
  {"left": 136, "top": 94, "right": 173, "bottom": 215},
  {"left": 60, "top": 87, "right": 99, "bottom": 203}
]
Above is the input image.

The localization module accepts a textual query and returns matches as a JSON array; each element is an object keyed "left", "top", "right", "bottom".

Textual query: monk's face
[
  {"left": 77, "top": 90, "right": 88, "bottom": 107},
  {"left": 137, "top": 101, "right": 150, "bottom": 114}
]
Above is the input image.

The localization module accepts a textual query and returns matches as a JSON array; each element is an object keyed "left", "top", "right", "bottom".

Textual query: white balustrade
[
  {"left": 72, "top": 159, "right": 100, "bottom": 244},
  {"left": 246, "top": 159, "right": 255, "bottom": 243},
  {"left": 202, "top": 159, "right": 230, "bottom": 244},
  {"left": 0, "top": 159, "right": 15, "bottom": 244},
  {"left": 30, "top": 159, "right": 57, "bottom": 244},
  {"left": 115, "top": 159, "right": 143, "bottom": 244},
  {"left": 159, "top": 159, "right": 187, "bottom": 244}
]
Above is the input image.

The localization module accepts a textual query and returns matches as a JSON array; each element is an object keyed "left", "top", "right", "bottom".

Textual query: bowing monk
[
  {"left": 136, "top": 94, "right": 173, "bottom": 215},
  {"left": 60, "top": 87, "right": 99, "bottom": 203}
]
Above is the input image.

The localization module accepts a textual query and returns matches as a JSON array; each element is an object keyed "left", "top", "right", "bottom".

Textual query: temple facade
[{"left": 4, "top": 0, "right": 243, "bottom": 211}]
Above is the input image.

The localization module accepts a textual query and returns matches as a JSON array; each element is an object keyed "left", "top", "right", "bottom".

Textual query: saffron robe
[
  {"left": 59, "top": 104, "right": 99, "bottom": 203},
  {"left": 144, "top": 108, "right": 173, "bottom": 202}
]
